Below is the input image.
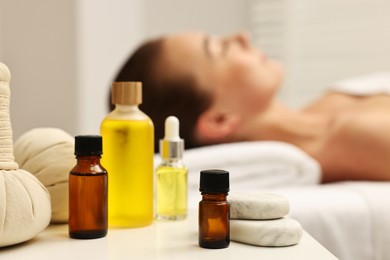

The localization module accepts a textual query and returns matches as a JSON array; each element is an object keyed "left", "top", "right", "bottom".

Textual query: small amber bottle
[
  {"left": 198, "top": 169, "right": 230, "bottom": 249},
  {"left": 69, "top": 135, "right": 108, "bottom": 239}
]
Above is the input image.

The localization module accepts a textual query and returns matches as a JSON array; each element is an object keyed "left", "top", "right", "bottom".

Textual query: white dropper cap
[
  {"left": 164, "top": 116, "right": 180, "bottom": 141},
  {"left": 160, "top": 116, "right": 184, "bottom": 159}
]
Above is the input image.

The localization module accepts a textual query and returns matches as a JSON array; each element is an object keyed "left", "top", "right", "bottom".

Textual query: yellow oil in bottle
[
  {"left": 155, "top": 116, "right": 187, "bottom": 221},
  {"left": 156, "top": 164, "right": 187, "bottom": 220},
  {"left": 101, "top": 117, "right": 154, "bottom": 228}
]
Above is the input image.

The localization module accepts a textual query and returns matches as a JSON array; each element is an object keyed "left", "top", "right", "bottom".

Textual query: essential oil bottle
[
  {"left": 198, "top": 169, "right": 230, "bottom": 249},
  {"left": 69, "top": 135, "right": 108, "bottom": 239},
  {"left": 156, "top": 116, "right": 187, "bottom": 220},
  {"left": 100, "top": 82, "right": 154, "bottom": 228}
]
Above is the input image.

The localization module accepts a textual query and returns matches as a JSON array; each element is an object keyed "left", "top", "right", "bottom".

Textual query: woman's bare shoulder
[
  {"left": 304, "top": 91, "right": 390, "bottom": 114},
  {"left": 319, "top": 106, "right": 390, "bottom": 182}
]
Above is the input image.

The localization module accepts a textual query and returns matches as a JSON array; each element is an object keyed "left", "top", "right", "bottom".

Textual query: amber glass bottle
[
  {"left": 198, "top": 169, "right": 230, "bottom": 249},
  {"left": 69, "top": 135, "right": 108, "bottom": 239}
]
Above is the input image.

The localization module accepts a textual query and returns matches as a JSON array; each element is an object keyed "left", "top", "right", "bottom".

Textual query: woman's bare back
[{"left": 305, "top": 93, "right": 390, "bottom": 182}]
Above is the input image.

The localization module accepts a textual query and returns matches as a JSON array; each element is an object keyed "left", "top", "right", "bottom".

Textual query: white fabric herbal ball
[{"left": 14, "top": 128, "right": 75, "bottom": 223}]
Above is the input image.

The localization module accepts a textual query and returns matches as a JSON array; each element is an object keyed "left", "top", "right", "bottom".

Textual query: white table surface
[{"left": 1, "top": 211, "right": 338, "bottom": 260}]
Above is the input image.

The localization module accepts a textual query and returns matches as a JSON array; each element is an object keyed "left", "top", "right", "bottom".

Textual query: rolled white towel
[{"left": 170, "top": 141, "right": 321, "bottom": 195}]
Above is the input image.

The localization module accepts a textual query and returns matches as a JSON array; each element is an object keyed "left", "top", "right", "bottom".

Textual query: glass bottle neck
[
  {"left": 72, "top": 155, "right": 105, "bottom": 175},
  {"left": 114, "top": 104, "right": 139, "bottom": 111},
  {"left": 76, "top": 155, "right": 101, "bottom": 163},
  {"left": 201, "top": 192, "right": 228, "bottom": 201},
  {"left": 160, "top": 157, "right": 183, "bottom": 165}
]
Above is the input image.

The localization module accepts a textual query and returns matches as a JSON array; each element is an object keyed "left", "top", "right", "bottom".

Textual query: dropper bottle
[{"left": 155, "top": 116, "right": 188, "bottom": 220}]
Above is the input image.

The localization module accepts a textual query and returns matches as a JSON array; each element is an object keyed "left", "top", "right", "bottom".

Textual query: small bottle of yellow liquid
[
  {"left": 101, "top": 82, "right": 154, "bottom": 228},
  {"left": 156, "top": 116, "right": 187, "bottom": 220}
]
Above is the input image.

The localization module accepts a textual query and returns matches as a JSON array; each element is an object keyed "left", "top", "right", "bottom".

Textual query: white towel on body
[{"left": 331, "top": 72, "right": 390, "bottom": 96}]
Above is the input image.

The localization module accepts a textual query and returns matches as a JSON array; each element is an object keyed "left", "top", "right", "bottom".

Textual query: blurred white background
[
  {"left": 0, "top": 0, "right": 389, "bottom": 139},
  {"left": 0, "top": 0, "right": 248, "bottom": 139}
]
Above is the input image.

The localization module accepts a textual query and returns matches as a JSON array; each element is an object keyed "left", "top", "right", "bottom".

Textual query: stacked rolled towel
[{"left": 229, "top": 193, "right": 303, "bottom": 247}]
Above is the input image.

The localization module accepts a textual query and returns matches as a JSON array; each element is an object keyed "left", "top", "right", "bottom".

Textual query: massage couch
[{"left": 180, "top": 141, "right": 390, "bottom": 260}]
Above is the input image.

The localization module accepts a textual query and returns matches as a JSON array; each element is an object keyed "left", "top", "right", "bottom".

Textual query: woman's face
[{"left": 161, "top": 32, "right": 284, "bottom": 117}]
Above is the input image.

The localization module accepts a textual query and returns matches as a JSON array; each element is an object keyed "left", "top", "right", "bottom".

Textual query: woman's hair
[{"left": 112, "top": 37, "right": 213, "bottom": 152}]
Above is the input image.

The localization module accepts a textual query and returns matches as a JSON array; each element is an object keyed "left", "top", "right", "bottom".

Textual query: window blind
[{"left": 248, "top": 0, "right": 390, "bottom": 107}]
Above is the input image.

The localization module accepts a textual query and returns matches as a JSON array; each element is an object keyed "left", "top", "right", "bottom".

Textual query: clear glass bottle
[
  {"left": 198, "top": 169, "right": 230, "bottom": 249},
  {"left": 69, "top": 135, "right": 108, "bottom": 239},
  {"left": 100, "top": 82, "right": 154, "bottom": 228},
  {"left": 156, "top": 116, "right": 187, "bottom": 220}
]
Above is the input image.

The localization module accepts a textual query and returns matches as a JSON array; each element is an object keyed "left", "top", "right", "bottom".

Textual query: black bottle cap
[
  {"left": 199, "top": 169, "right": 230, "bottom": 193},
  {"left": 74, "top": 135, "right": 102, "bottom": 156}
]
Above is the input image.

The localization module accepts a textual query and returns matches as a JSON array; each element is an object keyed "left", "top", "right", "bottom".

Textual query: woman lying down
[{"left": 113, "top": 31, "right": 390, "bottom": 183}]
